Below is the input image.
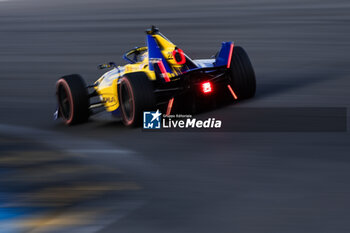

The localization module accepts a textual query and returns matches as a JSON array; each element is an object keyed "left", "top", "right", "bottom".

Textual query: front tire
[
  {"left": 56, "top": 74, "right": 89, "bottom": 125},
  {"left": 118, "top": 72, "right": 156, "bottom": 127},
  {"left": 228, "top": 46, "right": 256, "bottom": 99}
]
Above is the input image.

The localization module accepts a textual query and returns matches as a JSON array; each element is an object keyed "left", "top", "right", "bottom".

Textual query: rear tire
[
  {"left": 228, "top": 46, "right": 256, "bottom": 99},
  {"left": 118, "top": 72, "right": 156, "bottom": 127},
  {"left": 56, "top": 74, "right": 89, "bottom": 125}
]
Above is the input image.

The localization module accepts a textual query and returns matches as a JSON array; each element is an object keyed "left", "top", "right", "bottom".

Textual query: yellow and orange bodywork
[{"left": 93, "top": 34, "right": 184, "bottom": 112}]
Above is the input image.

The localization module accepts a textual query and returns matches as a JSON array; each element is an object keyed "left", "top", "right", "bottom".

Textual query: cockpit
[{"left": 123, "top": 47, "right": 148, "bottom": 64}]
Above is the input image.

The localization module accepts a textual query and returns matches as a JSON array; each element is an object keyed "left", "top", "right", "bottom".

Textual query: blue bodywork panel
[
  {"left": 215, "top": 42, "right": 234, "bottom": 67},
  {"left": 146, "top": 35, "right": 172, "bottom": 73}
]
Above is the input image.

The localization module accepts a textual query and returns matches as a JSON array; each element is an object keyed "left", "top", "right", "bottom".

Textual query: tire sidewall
[
  {"left": 56, "top": 74, "right": 89, "bottom": 125},
  {"left": 56, "top": 79, "right": 75, "bottom": 125},
  {"left": 118, "top": 77, "right": 136, "bottom": 126}
]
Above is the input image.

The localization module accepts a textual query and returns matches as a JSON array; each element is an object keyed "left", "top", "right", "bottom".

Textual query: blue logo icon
[{"left": 143, "top": 110, "right": 162, "bottom": 129}]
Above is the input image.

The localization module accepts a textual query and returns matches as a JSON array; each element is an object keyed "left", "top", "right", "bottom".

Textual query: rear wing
[{"left": 145, "top": 26, "right": 233, "bottom": 82}]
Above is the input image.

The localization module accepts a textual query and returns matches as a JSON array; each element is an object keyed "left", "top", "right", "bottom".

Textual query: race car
[{"left": 55, "top": 26, "right": 256, "bottom": 126}]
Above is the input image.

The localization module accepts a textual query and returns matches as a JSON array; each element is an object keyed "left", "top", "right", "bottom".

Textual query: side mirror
[{"left": 98, "top": 62, "right": 117, "bottom": 70}]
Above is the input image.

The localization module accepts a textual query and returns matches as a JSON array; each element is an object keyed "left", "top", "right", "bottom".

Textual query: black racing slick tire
[
  {"left": 228, "top": 46, "right": 256, "bottom": 99},
  {"left": 56, "top": 74, "right": 89, "bottom": 125},
  {"left": 118, "top": 72, "right": 156, "bottom": 127}
]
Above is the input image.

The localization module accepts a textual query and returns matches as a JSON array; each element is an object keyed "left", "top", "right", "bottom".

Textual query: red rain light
[{"left": 201, "top": 81, "right": 212, "bottom": 94}]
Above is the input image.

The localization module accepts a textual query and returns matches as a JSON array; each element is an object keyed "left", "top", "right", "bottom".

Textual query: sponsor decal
[
  {"left": 166, "top": 52, "right": 173, "bottom": 60},
  {"left": 103, "top": 96, "right": 115, "bottom": 103}
]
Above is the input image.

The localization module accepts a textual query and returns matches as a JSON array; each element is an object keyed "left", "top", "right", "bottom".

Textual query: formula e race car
[{"left": 55, "top": 26, "right": 256, "bottom": 126}]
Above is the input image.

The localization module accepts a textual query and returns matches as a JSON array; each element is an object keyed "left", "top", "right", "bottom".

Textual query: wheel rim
[{"left": 120, "top": 79, "right": 135, "bottom": 124}]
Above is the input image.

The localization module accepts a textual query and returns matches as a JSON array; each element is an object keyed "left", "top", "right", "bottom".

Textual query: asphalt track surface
[{"left": 0, "top": 0, "right": 350, "bottom": 232}]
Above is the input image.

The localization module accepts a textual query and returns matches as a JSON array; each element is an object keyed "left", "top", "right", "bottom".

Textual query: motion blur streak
[{"left": 0, "top": 0, "right": 350, "bottom": 232}]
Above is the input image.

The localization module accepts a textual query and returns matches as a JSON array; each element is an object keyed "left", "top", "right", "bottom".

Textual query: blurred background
[{"left": 0, "top": 0, "right": 350, "bottom": 232}]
